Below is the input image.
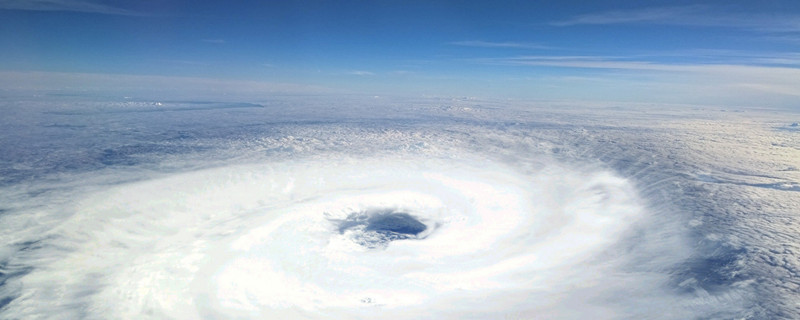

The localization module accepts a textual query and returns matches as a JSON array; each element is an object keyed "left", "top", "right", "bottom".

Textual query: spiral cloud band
[
  {"left": 1, "top": 97, "right": 789, "bottom": 318},
  {"left": 0, "top": 158, "right": 739, "bottom": 319}
]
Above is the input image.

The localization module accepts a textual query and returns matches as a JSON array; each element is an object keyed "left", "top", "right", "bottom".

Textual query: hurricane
[{"left": 2, "top": 95, "right": 793, "bottom": 319}]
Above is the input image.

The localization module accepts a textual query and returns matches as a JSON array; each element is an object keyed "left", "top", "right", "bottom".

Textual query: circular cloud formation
[
  {"left": 1, "top": 97, "right": 770, "bottom": 319},
  {"left": 0, "top": 153, "right": 744, "bottom": 319}
]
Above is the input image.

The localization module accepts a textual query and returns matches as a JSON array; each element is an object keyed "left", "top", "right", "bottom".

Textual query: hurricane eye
[
  {"left": 364, "top": 212, "right": 426, "bottom": 235},
  {"left": 334, "top": 210, "right": 428, "bottom": 249}
]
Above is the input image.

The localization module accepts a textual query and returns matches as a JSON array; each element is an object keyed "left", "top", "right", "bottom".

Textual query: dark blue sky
[{"left": 1, "top": 0, "right": 799, "bottom": 106}]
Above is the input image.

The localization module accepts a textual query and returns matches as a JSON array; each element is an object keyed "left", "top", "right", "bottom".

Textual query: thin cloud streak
[
  {"left": 448, "top": 40, "right": 551, "bottom": 50},
  {"left": 346, "top": 70, "right": 375, "bottom": 76},
  {"left": 474, "top": 55, "right": 680, "bottom": 71},
  {"left": 551, "top": 6, "right": 704, "bottom": 26},
  {"left": 552, "top": 5, "right": 800, "bottom": 33},
  {"left": 0, "top": 0, "right": 143, "bottom": 16},
  {"left": 483, "top": 55, "right": 800, "bottom": 74},
  {"left": 474, "top": 55, "right": 800, "bottom": 97}
]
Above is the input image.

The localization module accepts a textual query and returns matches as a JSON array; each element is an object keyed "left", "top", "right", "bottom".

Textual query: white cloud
[
  {"left": 735, "top": 83, "right": 800, "bottom": 97},
  {"left": 473, "top": 55, "right": 684, "bottom": 71},
  {"left": 552, "top": 5, "right": 800, "bottom": 33},
  {"left": 766, "top": 34, "right": 800, "bottom": 44},
  {"left": 448, "top": 40, "right": 550, "bottom": 50},
  {"left": 481, "top": 55, "right": 800, "bottom": 75},
  {"left": 470, "top": 55, "right": 800, "bottom": 105},
  {"left": 552, "top": 6, "right": 704, "bottom": 27},
  {"left": 0, "top": 0, "right": 142, "bottom": 15},
  {"left": 752, "top": 55, "right": 800, "bottom": 66},
  {"left": 347, "top": 70, "right": 375, "bottom": 76}
]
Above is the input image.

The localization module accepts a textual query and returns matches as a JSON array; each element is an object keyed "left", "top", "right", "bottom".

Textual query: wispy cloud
[
  {"left": 202, "top": 39, "right": 226, "bottom": 44},
  {"left": 479, "top": 54, "right": 800, "bottom": 73},
  {"left": 472, "top": 55, "right": 800, "bottom": 98},
  {"left": 766, "top": 34, "right": 800, "bottom": 44},
  {"left": 750, "top": 53, "right": 800, "bottom": 66},
  {"left": 489, "top": 51, "right": 800, "bottom": 69},
  {"left": 552, "top": 6, "right": 703, "bottom": 27},
  {"left": 448, "top": 40, "right": 550, "bottom": 50},
  {"left": 0, "top": 0, "right": 144, "bottom": 15},
  {"left": 473, "top": 55, "right": 668, "bottom": 71},
  {"left": 735, "top": 83, "right": 800, "bottom": 97},
  {"left": 347, "top": 70, "right": 375, "bottom": 76},
  {"left": 552, "top": 5, "right": 800, "bottom": 33}
]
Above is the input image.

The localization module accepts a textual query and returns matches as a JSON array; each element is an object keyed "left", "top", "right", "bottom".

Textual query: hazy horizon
[{"left": 2, "top": 1, "right": 799, "bottom": 107}]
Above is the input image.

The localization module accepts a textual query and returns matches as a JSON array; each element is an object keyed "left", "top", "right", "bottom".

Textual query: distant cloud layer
[
  {"left": 438, "top": 53, "right": 798, "bottom": 106},
  {"left": 0, "top": 71, "right": 336, "bottom": 98}
]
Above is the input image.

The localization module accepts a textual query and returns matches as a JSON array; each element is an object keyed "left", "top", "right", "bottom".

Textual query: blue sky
[{"left": 1, "top": 0, "right": 799, "bottom": 107}]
